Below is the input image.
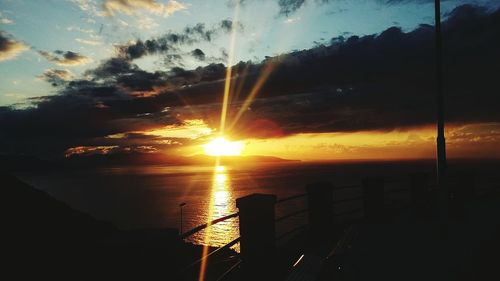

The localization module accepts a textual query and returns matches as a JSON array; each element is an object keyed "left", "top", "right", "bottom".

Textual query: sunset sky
[{"left": 1, "top": 0, "right": 500, "bottom": 161}]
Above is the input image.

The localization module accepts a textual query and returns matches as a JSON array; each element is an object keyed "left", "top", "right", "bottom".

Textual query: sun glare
[{"left": 203, "top": 137, "right": 244, "bottom": 156}]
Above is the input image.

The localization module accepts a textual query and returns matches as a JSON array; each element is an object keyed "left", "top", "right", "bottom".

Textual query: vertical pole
[
  {"left": 306, "top": 182, "right": 335, "bottom": 238},
  {"left": 435, "top": 0, "right": 449, "bottom": 230},
  {"left": 236, "top": 193, "right": 277, "bottom": 280},
  {"left": 435, "top": 0, "right": 447, "bottom": 194},
  {"left": 362, "top": 177, "right": 385, "bottom": 223}
]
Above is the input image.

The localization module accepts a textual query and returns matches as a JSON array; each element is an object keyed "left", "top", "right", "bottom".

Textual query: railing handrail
[
  {"left": 180, "top": 173, "right": 495, "bottom": 280},
  {"left": 275, "top": 208, "right": 308, "bottom": 223},
  {"left": 181, "top": 181, "right": 410, "bottom": 239},
  {"left": 215, "top": 259, "right": 242, "bottom": 281},
  {"left": 182, "top": 237, "right": 241, "bottom": 273},
  {"left": 180, "top": 212, "right": 239, "bottom": 239},
  {"left": 276, "top": 193, "right": 307, "bottom": 204}
]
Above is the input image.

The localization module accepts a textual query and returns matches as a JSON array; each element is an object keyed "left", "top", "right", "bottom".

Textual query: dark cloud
[
  {"left": 168, "top": 4, "right": 500, "bottom": 138},
  {"left": 235, "top": 0, "right": 330, "bottom": 16},
  {"left": 117, "top": 20, "right": 243, "bottom": 61},
  {"left": 183, "top": 23, "right": 213, "bottom": 41},
  {"left": 90, "top": 57, "right": 135, "bottom": 78},
  {"left": 191, "top": 48, "right": 206, "bottom": 61},
  {"left": 1, "top": 4, "right": 499, "bottom": 158},
  {"left": 38, "top": 69, "right": 74, "bottom": 86},
  {"left": 85, "top": 57, "right": 168, "bottom": 93},
  {"left": 220, "top": 19, "right": 244, "bottom": 32},
  {"left": 0, "top": 32, "right": 28, "bottom": 61},
  {"left": 277, "top": 0, "right": 306, "bottom": 16},
  {"left": 38, "top": 50, "right": 91, "bottom": 66}
]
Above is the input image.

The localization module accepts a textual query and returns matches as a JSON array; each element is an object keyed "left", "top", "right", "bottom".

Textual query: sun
[{"left": 203, "top": 137, "right": 244, "bottom": 156}]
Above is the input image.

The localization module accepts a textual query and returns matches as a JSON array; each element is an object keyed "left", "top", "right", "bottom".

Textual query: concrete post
[
  {"left": 306, "top": 182, "right": 334, "bottom": 238},
  {"left": 362, "top": 177, "right": 385, "bottom": 222},
  {"left": 236, "top": 193, "right": 277, "bottom": 280}
]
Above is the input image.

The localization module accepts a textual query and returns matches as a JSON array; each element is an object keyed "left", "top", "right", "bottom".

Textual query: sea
[{"left": 14, "top": 159, "right": 500, "bottom": 248}]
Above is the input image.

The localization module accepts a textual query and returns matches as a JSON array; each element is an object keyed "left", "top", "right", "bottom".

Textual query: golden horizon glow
[
  {"left": 203, "top": 137, "right": 244, "bottom": 156},
  {"left": 238, "top": 123, "right": 500, "bottom": 160}
]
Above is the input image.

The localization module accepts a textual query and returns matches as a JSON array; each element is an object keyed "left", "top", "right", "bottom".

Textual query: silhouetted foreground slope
[{"left": 3, "top": 173, "right": 234, "bottom": 281}]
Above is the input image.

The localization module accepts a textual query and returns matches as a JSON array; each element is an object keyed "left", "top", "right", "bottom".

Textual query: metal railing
[
  {"left": 180, "top": 212, "right": 239, "bottom": 239},
  {"left": 182, "top": 237, "right": 241, "bottom": 272},
  {"left": 179, "top": 174, "right": 489, "bottom": 279}
]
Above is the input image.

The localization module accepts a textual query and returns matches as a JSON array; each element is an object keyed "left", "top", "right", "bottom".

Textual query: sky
[{"left": 1, "top": 0, "right": 500, "bottom": 161}]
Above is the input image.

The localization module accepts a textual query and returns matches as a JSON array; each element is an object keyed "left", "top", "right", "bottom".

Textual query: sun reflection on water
[
  {"left": 207, "top": 166, "right": 239, "bottom": 244},
  {"left": 196, "top": 164, "right": 240, "bottom": 281}
]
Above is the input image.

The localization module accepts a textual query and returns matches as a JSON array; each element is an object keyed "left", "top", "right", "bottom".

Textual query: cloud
[
  {"left": 239, "top": 0, "right": 457, "bottom": 16},
  {"left": 167, "top": 4, "right": 500, "bottom": 138},
  {"left": 85, "top": 57, "right": 169, "bottom": 94},
  {"left": 277, "top": 0, "right": 306, "bottom": 16},
  {"left": 0, "top": 11, "right": 14, "bottom": 24},
  {"left": 1, "top": 4, "right": 500, "bottom": 158},
  {"left": 38, "top": 69, "right": 74, "bottom": 86},
  {"left": 191, "top": 48, "right": 205, "bottom": 61},
  {"left": 136, "top": 16, "right": 159, "bottom": 30},
  {"left": 71, "top": 0, "right": 106, "bottom": 17},
  {"left": 38, "top": 50, "right": 92, "bottom": 66},
  {"left": 0, "top": 32, "right": 28, "bottom": 62},
  {"left": 0, "top": 18, "right": 13, "bottom": 24},
  {"left": 66, "top": 26, "right": 94, "bottom": 34},
  {"left": 116, "top": 20, "right": 243, "bottom": 61},
  {"left": 236, "top": 0, "right": 327, "bottom": 16},
  {"left": 102, "top": 0, "right": 187, "bottom": 17},
  {"left": 75, "top": 38, "right": 102, "bottom": 45},
  {"left": 220, "top": 19, "right": 244, "bottom": 32},
  {"left": 284, "top": 16, "right": 301, "bottom": 24}
]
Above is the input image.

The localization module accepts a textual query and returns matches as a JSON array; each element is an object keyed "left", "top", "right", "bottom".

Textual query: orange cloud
[
  {"left": 102, "top": 0, "right": 187, "bottom": 17},
  {"left": 64, "top": 146, "right": 118, "bottom": 157},
  {"left": 0, "top": 33, "right": 28, "bottom": 62}
]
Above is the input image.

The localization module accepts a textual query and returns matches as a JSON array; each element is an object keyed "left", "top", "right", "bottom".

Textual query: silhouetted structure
[{"left": 236, "top": 194, "right": 277, "bottom": 281}]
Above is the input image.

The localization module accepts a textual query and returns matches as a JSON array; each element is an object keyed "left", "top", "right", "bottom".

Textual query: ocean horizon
[{"left": 14, "top": 159, "right": 500, "bottom": 247}]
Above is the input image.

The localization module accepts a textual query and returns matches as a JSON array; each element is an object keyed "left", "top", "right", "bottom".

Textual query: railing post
[
  {"left": 362, "top": 177, "right": 385, "bottom": 222},
  {"left": 306, "top": 182, "right": 334, "bottom": 238},
  {"left": 236, "top": 193, "right": 277, "bottom": 280},
  {"left": 409, "top": 173, "right": 430, "bottom": 218}
]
